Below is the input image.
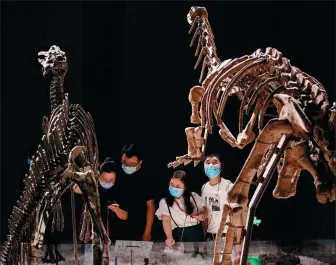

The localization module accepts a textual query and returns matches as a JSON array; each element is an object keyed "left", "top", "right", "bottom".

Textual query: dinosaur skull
[
  {"left": 187, "top": 6, "right": 208, "bottom": 25},
  {"left": 38, "top": 45, "right": 68, "bottom": 77},
  {"left": 69, "top": 146, "right": 88, "bottom": 168}
]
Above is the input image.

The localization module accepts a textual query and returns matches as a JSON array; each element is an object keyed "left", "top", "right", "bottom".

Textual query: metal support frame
[
  {"left": 70, "top": 186, "right": 79, "bottom": 265},
  {"left": 239, "top": 134, "right": 289, "bottom": 265}
]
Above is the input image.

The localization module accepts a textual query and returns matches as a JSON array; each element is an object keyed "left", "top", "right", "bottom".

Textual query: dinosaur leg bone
[
  {"left": 214, "top": 204, "right": 248, "bottom": 265},
  {"left": 168, "top": 126, "right": 206, "bottom": 168},
  {"left": 230, "top": 204, "right": 248, "bottom": 265},
  {"left": 313, "top": 126, "right": 336, "bottom": 176},
  {"left": 189, "top": 86, "right": 205, "bottom": 124},
  {"left": 185, "top": 127, "right": 197, "bottom": 158},
  {"left": 239, "top": 134, "right": 289, "bottom": 265},
  {"left": 220, "top": 227, "right": 235, "bottom": 265},
  {"left": 272, "top": 143, "right": 302, "bottom": 199},
  {"left": 213, "top": 204, "right": 231, "bottom": 265},
  {"left": 228, "top": 119, "right": 293, "bottom": 204},
  {"left": 194, "top": 126, "right": 204, "bottom": 166}
]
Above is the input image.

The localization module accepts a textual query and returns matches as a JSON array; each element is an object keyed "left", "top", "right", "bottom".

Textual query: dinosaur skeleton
[
  {"left": 168, "top": 6, "right": 336, "bottom": 265},
  {"left": 0, "top": 45, "right": 110, "bottom": 265}
]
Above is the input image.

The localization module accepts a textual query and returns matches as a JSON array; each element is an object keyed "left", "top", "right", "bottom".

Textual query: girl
[{"left": 156, "top": 170, "right": 207, "bottom": 246}]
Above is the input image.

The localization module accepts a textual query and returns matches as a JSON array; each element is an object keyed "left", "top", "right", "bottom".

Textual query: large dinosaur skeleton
[
  {"left": 0, "top": 46, "right": 110, "bottom": 265},
  {"left": 168, "top": 6, "right": 336, "bottom": 265}
]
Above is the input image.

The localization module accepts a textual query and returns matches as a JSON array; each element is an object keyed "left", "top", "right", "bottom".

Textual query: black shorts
[
  {"left": 173, "top": 223, "right": 204, "bottom": 242},
  {"left": 206, "top": 232, "right": 226, "bottom": 241}
]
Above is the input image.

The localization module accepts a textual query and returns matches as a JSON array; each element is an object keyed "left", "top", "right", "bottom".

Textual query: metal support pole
[
  {"left": 239, "top": 134, "right": 289, "bottom": 265},
  {"left": 70, "top": 185, "right": 79, "bottom": 265}
]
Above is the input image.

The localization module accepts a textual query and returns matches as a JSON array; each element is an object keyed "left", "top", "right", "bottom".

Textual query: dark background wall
[{"left": 1, "top": 1, "right": 335, "bottom": 244}]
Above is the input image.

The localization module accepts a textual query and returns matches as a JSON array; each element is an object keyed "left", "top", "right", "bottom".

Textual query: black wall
[{"left": 1, "top": 1, "right": 335, "bottom": 243}]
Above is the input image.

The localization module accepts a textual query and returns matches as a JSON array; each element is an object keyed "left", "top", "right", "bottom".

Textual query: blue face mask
[
  {"left": 205, "top": 164, "right": 221, "bottom": 179},
  {"left": 99, "top": 181, "right": 114, "bottom": 189},
  {"left": 122, "top": 164, "right": 137, "bottom": 175},
  {"left": 169, "top": 186, "right": 184, "bottom": 198}
]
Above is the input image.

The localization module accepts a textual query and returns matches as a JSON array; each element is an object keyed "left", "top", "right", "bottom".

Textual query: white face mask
[
  {"left": 99, "top": 181, "right": 114, "bottom": 189},
  {"left": 122, "top": 164, "right": 137, "bottom": 175}
]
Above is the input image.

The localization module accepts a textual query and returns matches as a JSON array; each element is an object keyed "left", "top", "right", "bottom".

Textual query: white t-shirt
[
  {"left": 201, "top": 178, "right": 235, "bottom": 234},
  {"left": 155, "top": 192, "right": 205, "bottom": 230}
]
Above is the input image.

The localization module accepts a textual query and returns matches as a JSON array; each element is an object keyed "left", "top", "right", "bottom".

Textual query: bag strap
[
  {"left": 191, "top": 194, "right": 199, "bottom": 212},
  {"left": 190, "top": 194, "right": 200, "bottom": 225},
  {"left": 165, "top": 198, "right": 179, "bottom": 228}
]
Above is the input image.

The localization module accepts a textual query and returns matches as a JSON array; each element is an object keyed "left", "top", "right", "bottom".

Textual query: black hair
[
  {"left": 204, "top": 153, "right": 224, "bottom": 171},
  {"left": 99, "top": 157, "right": 117, "bottom": 173},
  {"left": 204, "top": 154, "right": 221, "bottom": 161},
  {"left": 166, "top": 170, "right": 194, "bottom": 215},
  {"left": 121, "top": 144, "right": 143, "bottom": 161}
]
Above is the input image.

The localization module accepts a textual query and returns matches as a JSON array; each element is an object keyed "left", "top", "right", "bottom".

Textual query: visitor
[
  {"left": 201, "top": 154, "right": 247, "bottom": 264},
  {"left": 110, "top": 143, "right": 155, "bottom": 241},
  {"left": 155, "top": 170, "right": 207, "bottom": 247},
  {"left": 73, "top": 158, "right": 126, "bottom": 243}
]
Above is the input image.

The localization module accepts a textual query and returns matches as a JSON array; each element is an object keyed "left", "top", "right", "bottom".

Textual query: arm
[
  {"left": 190, "top": 192, "right": 207, "bottom": 221},
  {"left": 192, "top": 205, "right": 208, "bottom": 221},
  {"left": 143, "top": 199, "right": 155, "bottom": 241},
  {"left": 162, "top": 215, "right": 175, "bottom": 246},
  {"left": 108, "top": 205, "right": 128, "bottom": 220},
  {"left": 115, "top": 207, "right": 128, "bottom": 220}
]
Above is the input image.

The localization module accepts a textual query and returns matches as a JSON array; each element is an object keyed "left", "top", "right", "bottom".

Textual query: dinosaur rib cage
[
  {"left": 0, "top": 94, "right": 99, "bottom": 265},
  {"left": 199, "top": 47, "right": 328, "bottom": 136}
]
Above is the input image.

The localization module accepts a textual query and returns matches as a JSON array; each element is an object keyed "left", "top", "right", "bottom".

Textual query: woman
[
  {"left": 156, "top": 170, "right": 207, "bottom": 247},
  {"left": 73, "top": 157, "right": 126, "bottom": 242}
]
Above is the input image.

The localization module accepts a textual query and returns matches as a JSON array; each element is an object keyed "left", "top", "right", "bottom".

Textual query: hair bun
[
  {"left": 99, "top": 158, "right": 117, "bottom": 173},
  {"left": 104, "top": 157, "right": 113, "bottom": 162}
]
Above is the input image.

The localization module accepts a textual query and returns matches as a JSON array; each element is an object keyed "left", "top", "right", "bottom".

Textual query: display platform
[{"left": 1, "top": 240, "right": 334, "bottom": 265}]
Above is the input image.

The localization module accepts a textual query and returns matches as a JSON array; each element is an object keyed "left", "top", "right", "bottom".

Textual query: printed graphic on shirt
[{"left": 204, "top": 195, "right": 220, "bottom": 212}]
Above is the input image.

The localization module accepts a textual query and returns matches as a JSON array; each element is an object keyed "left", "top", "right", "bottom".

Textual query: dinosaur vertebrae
[
  {"left": 0, "top": 94, "right": 99, "bottom": 265},
  {"left": 38, "top": 45, "right": 68, "bottom": 113},
  {"left": 187, "top": 6, "right": 220, "bottom": 83}
]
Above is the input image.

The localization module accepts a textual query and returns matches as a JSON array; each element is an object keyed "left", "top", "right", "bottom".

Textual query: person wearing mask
[
  {"left": 156, "top": 170, "right": 207, "bottom": 247},
  {"left": 108, "top": 144, "right": 155, "bottom": 241},
  {"left": 201, "top": 154, "right": 247, "bottom": 265},
  {"left": 73, "top": 158, "right": 126, "bottom": 243}
]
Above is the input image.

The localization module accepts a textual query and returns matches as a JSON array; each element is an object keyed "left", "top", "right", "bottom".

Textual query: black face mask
[{"left": 74, "top": 155, "right": 86, "bottom": 168}]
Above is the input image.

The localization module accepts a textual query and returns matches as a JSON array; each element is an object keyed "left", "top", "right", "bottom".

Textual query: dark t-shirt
[
  {"left": 98, "top": 183, "right": 126, "bottom": 243},
  {"left": 118, "top": 167, "right": 155, "bottom": 240}
]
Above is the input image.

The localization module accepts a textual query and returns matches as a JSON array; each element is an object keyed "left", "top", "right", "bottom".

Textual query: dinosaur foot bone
[
  {"left": 315, "top": 180, "right": 336, "bottom": 203},
  {"left": 227, "top": 180, "right": 250, "bottom": 204}
]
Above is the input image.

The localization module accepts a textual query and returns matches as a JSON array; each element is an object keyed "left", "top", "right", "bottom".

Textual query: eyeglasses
[
  {"left": 121, "top": 161, "right": 139, "bottom": 167},
  {"left": 99, "top": 177, "right": 115, "bottom": 183}
]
